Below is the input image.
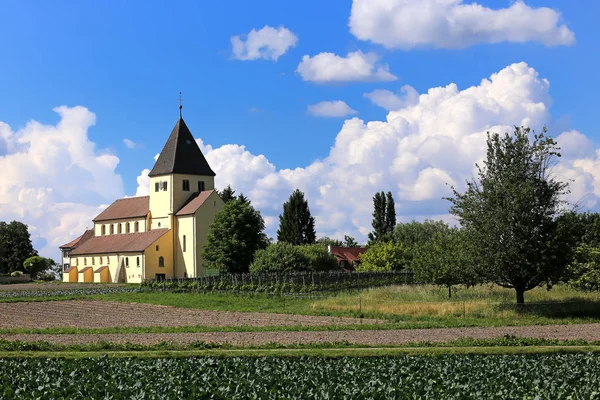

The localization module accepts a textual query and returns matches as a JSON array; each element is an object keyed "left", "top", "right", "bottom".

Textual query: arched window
[
  {"left": 159, "top": 256, "right": 164, "bottom": 267},
  {"left": 135, "top": 221, "right": 139, "bottom": 232},
  {"left": 100, "top": 256, "right": 103, "bottom": 265},
  {"left": 110, "top": 224, "right": 114, "bottom": 235},
  {"left": 92, "top": 257, "right": 95, "bottom": 265},
  {"left": 183, "top": 235, "right": 186, "bottom": 252},
  {"left": 136, "top": 257, "right": 140, "bottom": 267},
  {"left": 84, "top": 257, "right": 87, "bottom": 265},
  {"left": 118, "top": 224, "right": 122, "bottom": 234},
  {"left": 125, "top": 257, "right": 129, "bottom": 267},
  {"left": 101, "top": 225, "right": 106, "bottom": 235},
  {"left": 126, "top": 223, "right": 130, "bottom": 233}
]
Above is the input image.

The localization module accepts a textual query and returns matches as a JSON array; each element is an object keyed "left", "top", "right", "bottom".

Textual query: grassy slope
[
  {"left": 3, "top": 284, "right": 600, "bottom": 333},
  {"left": 2, "top": 346, "right": 600, "bottom": 359},
  {"left": 94, "top": 284, "right": 600, "bottom": 326}
]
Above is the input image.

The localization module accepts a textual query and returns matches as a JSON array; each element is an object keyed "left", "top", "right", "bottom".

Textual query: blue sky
[{"left": 1, "top": 0, "right": 600, "bottom": 257}]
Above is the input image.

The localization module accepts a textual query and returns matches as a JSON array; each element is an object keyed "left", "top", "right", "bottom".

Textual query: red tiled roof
[
  {"left": 331, "top": 247, "right": 367, "bottom": 262},
  {"left": 71, "top": 229, "right": 169, "bottom": 255},
  {"left": 94, "top": 266, "right": 108, "bottom": 273},
  {"left": 78, "top": 267, "right": 92, "bottom": 273},
  {"left": 59, "top": 229, "right": 94, "bottom": 249},
  {"left": 93, "top": 196, "right": 150, "bottom": 222},
  {"left": 176, "top": 190, "right": 215, "bottom": 216},
  {"left": 64, "top": 266, "right": 77, "bottom": 273}
]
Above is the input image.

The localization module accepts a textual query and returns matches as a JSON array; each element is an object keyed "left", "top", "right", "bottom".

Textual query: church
[{"left": 60, "top": 114, "right": 224, "bottom": 283}]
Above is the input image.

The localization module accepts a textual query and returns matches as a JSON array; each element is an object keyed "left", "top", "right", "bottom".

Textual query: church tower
[{"left": 148, "top": 116, "right": 216, "bottom": 229}]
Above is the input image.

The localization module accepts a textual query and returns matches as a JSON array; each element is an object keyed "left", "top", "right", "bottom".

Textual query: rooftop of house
[
  {"left": 176, "top": 190, "right": 215, "bottom": 216},
  {"left": 148, "top": 117, "right": 215, "bottom": 178},
  {"left": 330, "top": 246, "right": 367, "bottom": 262},
  {"left": 92, "top": 196, "right": 150, "bottom": 222},
  {"left": 59, "top": 229, "right": 94, "bottom": 249},
  {"left": 70, "top": 229, "right": 170, "bottom": 255}
]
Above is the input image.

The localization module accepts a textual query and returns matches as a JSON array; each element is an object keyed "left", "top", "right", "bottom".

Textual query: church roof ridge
[{"left": 148, "top": 117, "right": 216, "bottom": 178}]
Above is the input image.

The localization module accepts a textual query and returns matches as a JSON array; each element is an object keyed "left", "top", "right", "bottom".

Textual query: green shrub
[
  {"left": 250, "top": 242, "right": 309, "bottom": 273},
  {"left": 298, "top": 244, "right": 338, "bottom": 271},
  {"left": 10, "top": 271, "right": 23, "bottom": 277}
]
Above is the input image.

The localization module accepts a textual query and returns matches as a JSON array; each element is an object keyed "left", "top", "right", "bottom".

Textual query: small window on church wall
[
  {"left": 107, "top": 257, "right": 110, "bottom": 265},
  {"left": 156, "top": 245, "right": 159, "bottom": 251},
  {"left": 101, "top": 225, "right": 106, "bottom": 235},
  {"left": 183, "top": 235, "right": 186, "bottom": 252},
  {"left": 137, "top": 257, "right": 140, "bottom": 267},
  {"left": 92, "top": 257, "right": 95, "bottom": 265},
  {"left": 126, "top": 257, "right": 129, "bottom": 267},
  {"left": 198, "top": 181, "right": 205, "bottom": 192},
  {"left": 155, "top": 182, "right": 159, "bottom": 192},
  {"left": 118, "top": 224, "right": 122, "bottom": 234},
  {"left": 159, "top": 256, "right": 165, "bottom": 267},
  {"left": 110, "top": 224, "right": 114, "bottom": 235},
  {"left": 135, "top": 221, "right": 139, "bottom": 232},
  {"left": 126, "top": 223, "right": 130, "bottom": 233},
  {"left": 100, "top": 256, "right": 103, "bottom": 264},
  {"left": 183, "top": 180, "right": 190, "bottom": 191},
  {"left": 84, "top": 257, "right": 87, "bottom": 265}
]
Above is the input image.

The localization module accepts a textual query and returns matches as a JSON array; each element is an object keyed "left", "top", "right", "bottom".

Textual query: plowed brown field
[
  {"left": 0, "top": 300, "right": 378, "bottom": 329},
  {"left": 2, "top": 324, "right": 600, "bottom": 346}
]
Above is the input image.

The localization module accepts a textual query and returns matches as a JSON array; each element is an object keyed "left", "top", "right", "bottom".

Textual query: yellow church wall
[
  {"left": 194, "top": 190, "right": 224, "bottom": 276},
  {"left": 175, "top": 215, "right": 196, "bottom": 278},
  {"left": 62, "top": 267, "right": 78, "bottom": 283},
  {"left": 121, "top": 252, "right": 144, "bottom": 283},
  {"left": 171, "top": 174, "right": 215, "bottom": 214},
  {"left": 149, "top": 174, "right": 215, "bottom": 231},
  {"left": 94, "top": 218, "right": 147, "bottom": 236},
  {"left": 144, "top": 230, "right": 174, "bottom": 280},
  {"left": 94, "top": 267, "right": 110, "bottom": 283},
  {"left": 149, "top": 175, "right": 173, "bottom": 229},
  {"left": 79, "top": 267, "right": 94, "bottom": 283}
]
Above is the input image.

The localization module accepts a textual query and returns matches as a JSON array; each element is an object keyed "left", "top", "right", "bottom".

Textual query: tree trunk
[
  {"left": 448, "top": 285, "right": 452, "bottom": 299},
  {"left": 516, "top": 288, "right": 525, "bottom": 304}
]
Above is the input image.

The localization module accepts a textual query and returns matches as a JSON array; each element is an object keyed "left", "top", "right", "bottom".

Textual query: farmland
[
  {"left": 2, "top": 354, "right": 600, "bottom": 399},
  {"left": 3, "top": 283, "right": 600, "bottom": 398}
]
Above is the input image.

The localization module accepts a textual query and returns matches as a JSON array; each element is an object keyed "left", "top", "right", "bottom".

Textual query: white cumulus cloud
[
  {"left": 296, "top": 51, "right": 397, "bottom": 83},
  {"left": 135, "top": 62, "right": 600, "bottom": 243},
  {"left": 307, "top": 101, "right": 358, "bottom": 118},
  {"left": 0, "top": 106, "right": 124, "bottom": 260},
  {"left": 123, "top": 138, "right": 139, "bottom": 149},
  {"left": 364, "top": 85, "right": 419, "bottom": 111},
  {"left": 349, "top": 0, "right": 575, "bottom": 49},
  {"left": 231, "top": 25, "right": 298, "bottom": 61}
]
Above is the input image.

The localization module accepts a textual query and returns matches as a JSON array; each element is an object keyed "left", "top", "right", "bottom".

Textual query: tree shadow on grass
[{"left": 496, "top": 298, "right": 600, "bottom": 320}]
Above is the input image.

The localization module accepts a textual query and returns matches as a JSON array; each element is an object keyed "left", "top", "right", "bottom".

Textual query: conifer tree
[
  {"left": 277, "top": 189, "right": 316, "bottom": 245},
  {"left": 368, "top": 191, "right": 396, "bottom": 244},
  {"left": 219, "top": 185, "right": 236, "bottom": 203}
]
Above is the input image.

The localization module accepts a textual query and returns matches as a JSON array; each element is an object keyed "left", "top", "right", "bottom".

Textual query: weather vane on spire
[{"left": 179, "top": 91, "right": 183, "bottom": 118}]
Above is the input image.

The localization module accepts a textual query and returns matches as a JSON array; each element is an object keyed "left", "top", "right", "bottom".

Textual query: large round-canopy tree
[{"left": 446, "top": 126, "right": 573, "bottom": 304}]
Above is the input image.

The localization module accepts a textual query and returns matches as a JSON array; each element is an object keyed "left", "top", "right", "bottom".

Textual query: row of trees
[
  {"left": 0, "top": 221, "right": 57, "bottom": 279},
  {"left": 206, "top": 186, "right": 345, "bottom": 274},
  {"left": 357, "top": 127, "right": 600, "bottom": 304},
  {"left": 210, "top": 126, "right": 600, "bottom": 304}
]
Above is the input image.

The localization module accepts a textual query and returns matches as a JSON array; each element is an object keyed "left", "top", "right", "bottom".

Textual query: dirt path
[
  {"left": 0, "top": 300, "right": 379, "bottom": 329},
  {"left": 2, "top": 324, "right": 600, "bottom": 346}
]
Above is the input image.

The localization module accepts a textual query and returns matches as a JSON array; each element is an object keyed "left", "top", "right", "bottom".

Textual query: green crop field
[{"left": 1, "top": 353, "right": 599, "bottom": 399}]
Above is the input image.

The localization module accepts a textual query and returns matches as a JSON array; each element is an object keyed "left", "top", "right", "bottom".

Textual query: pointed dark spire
[
  {"left": 148, "top": 117, "right": 216, "bottom": 177},
  {"left": 179, "top": 91, "right": 183, "bottom": 119}
]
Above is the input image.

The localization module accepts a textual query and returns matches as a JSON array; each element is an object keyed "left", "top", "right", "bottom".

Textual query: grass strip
[
  {"left": 1, "top": 336, "right": 599, "bottom": 353},
  {"left": 2, "top": 345, "right": 600, "bottom": 359}
]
